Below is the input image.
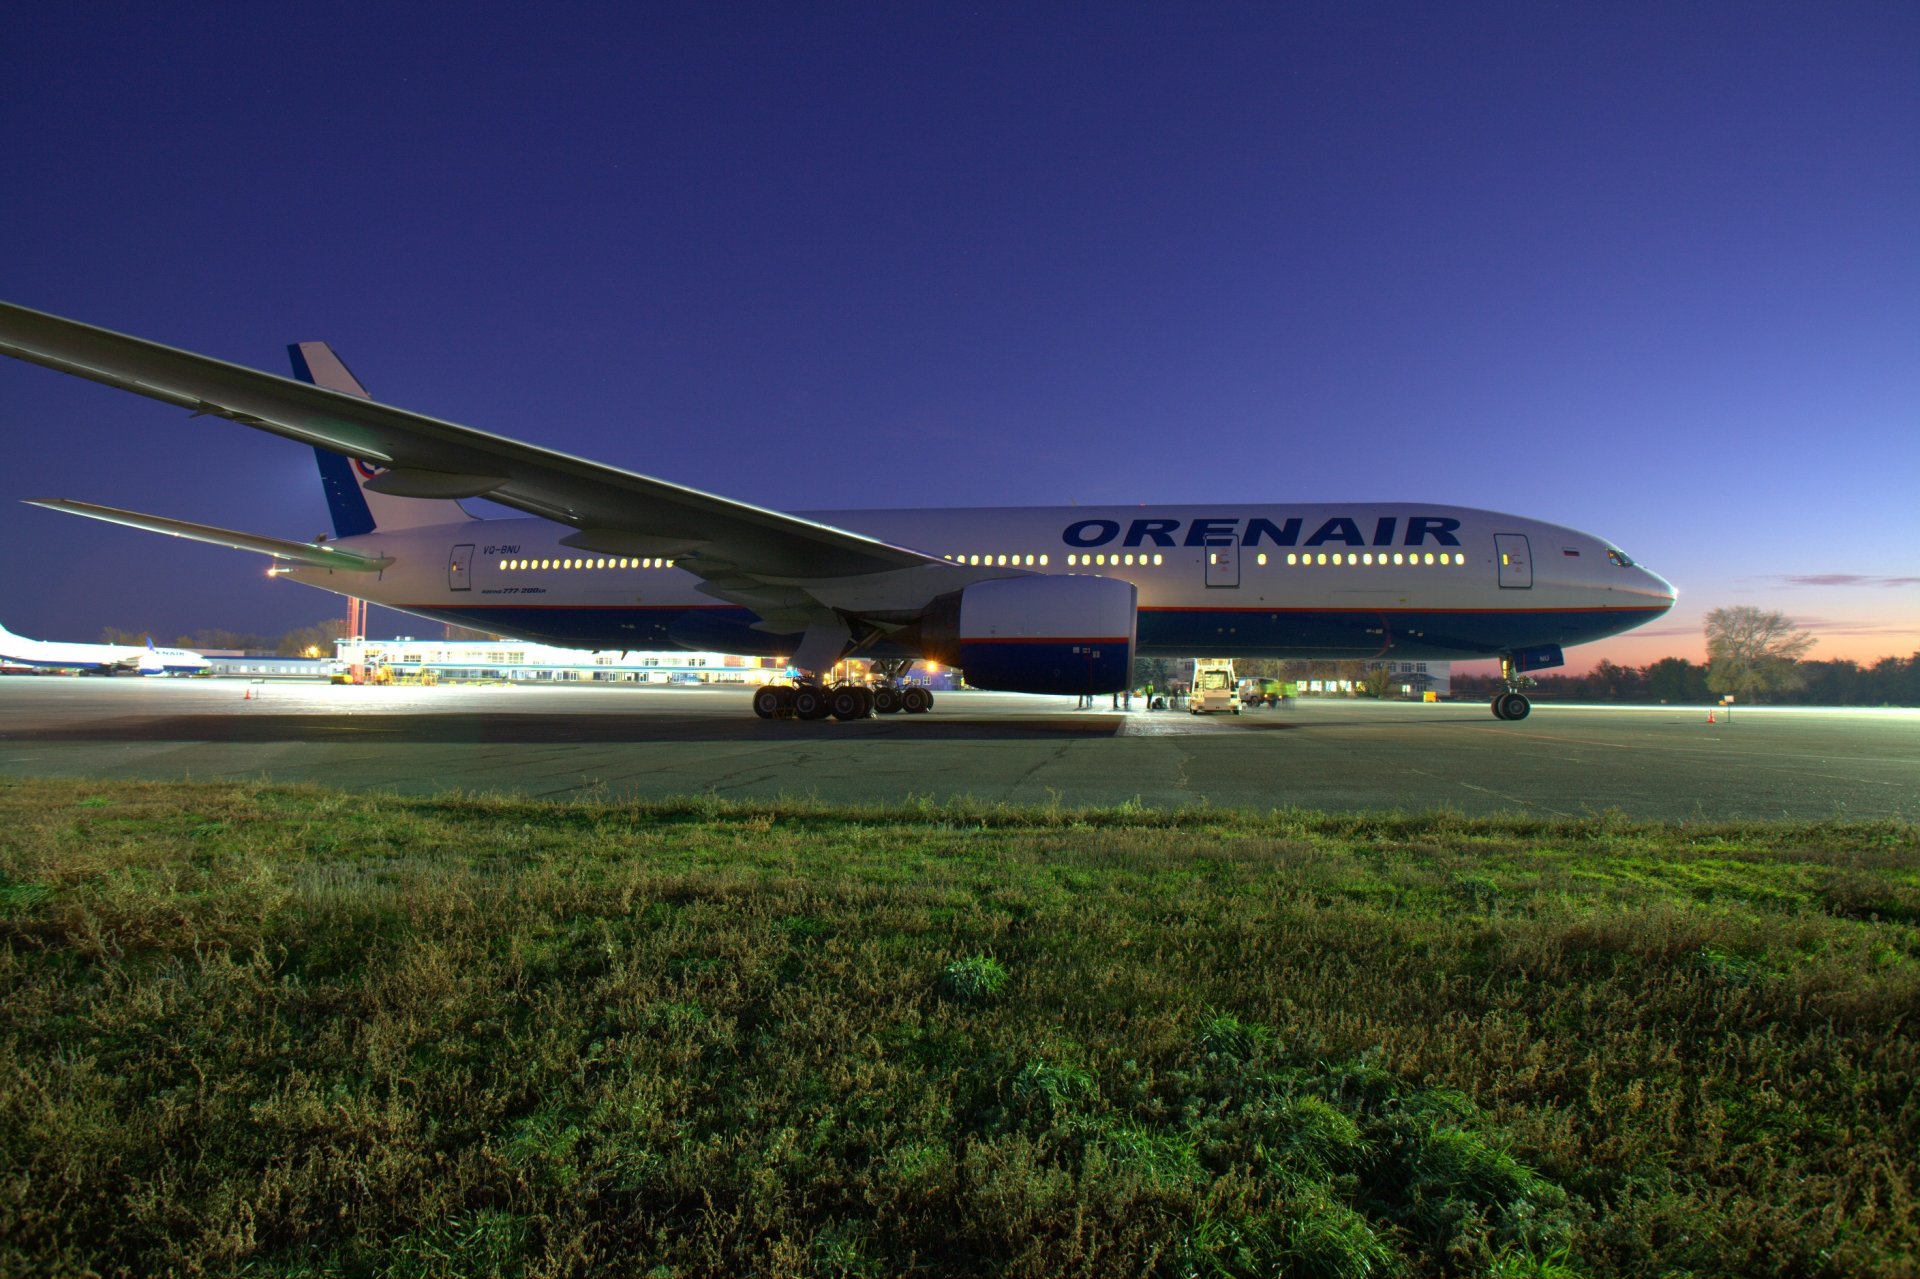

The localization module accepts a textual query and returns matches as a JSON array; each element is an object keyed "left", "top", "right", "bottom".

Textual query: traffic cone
[
  {"left": 243, "top": 687, "right": 252, "bottom": 701},
  {"left": 1705, "top": 709, "right": 1714, "bottom": 723}
]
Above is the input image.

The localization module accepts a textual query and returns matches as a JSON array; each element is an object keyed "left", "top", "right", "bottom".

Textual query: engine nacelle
[{"left": 922, "top": 575, "right": 1137, "bottom": 695}]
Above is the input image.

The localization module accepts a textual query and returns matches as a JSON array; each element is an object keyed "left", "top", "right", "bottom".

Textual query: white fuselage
[{"left": 285, "top": 501, "right": 1675, "bottom": 662}]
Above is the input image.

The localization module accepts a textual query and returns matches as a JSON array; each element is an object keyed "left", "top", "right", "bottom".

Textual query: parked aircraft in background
[
  {"left": 0, "top": 300, "right": 1674, "bottom": 720},
  {"left": 0, "top": 618, "right": 208, "bottom": 676}
]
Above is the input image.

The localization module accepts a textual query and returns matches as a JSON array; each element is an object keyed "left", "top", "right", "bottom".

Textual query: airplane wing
[
  {"left": 0, "top": 300, "right": 1014, "bottom": 637},
  {"left": 26, "top": 498, "right": 395, "bottom": 572}
]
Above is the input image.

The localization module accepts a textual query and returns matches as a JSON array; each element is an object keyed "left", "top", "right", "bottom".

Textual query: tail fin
[{"left": 288, "top": 341, "right": 474, "bottom": 537}]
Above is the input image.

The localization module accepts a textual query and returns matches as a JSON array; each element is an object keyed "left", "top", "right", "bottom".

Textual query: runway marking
[{"left": 1447, "top": 778, "right": 1574, "bottom": 816}]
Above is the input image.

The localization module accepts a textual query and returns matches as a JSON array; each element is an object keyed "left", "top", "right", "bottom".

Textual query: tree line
[
  {"left": 99, "top": 619, "right": 351, "bottom": 658},
  {"left": 1167, "top": 606, "right": 1919, "bottom": 707},
  {"left": 1452, "top": 653, "right": 1919, "bottom": 707},
  {"left": 1454, "top": 606, "right": 1916, "bottom": 706}
]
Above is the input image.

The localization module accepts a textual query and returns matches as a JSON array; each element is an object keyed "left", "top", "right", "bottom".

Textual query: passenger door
[
  {"left": 448, "top": 543, "right": 475, "bottom": 592},
  {"left": 1204, "top": 540, "right": 1240, "bottom": 589},
  {"left": 1494, "top": 534, "right": 1532, "bottom": 589}
]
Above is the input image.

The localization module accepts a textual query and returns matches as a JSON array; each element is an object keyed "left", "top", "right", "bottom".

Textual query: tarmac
[{"left": 1, "top": 677, "right": 1915, "bottom": 820}]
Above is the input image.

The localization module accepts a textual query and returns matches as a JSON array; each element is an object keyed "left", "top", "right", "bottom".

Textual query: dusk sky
[{"left": 3, "top": 3, "right": 1915, "bottom": 673}]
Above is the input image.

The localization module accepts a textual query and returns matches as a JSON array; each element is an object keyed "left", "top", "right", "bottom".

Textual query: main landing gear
[
  {"left": 1491, "top": 653, "right": 1532, "bottom": 720},
  {"left": 749, "top": 658, "right": 936, "bottom": 722}
]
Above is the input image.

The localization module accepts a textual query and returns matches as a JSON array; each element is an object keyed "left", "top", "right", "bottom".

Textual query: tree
[
  {"left": 1645, "top": 656, "right": 1710, "bottom": 704},
  {"left": 276, "top": 617, "right": 351, "bottom": 658},
  {"left": 1589, "top": 659, "right": 1647, "bottom": 702},
  {"left": 1132, "top": 654, "right": 1173, "bottom": 691},
  {"left": 1705, "top": 606, "right": 1815, "bottom": 703},
  {"left": 1868, "top": 653, "right": 1920, "bottom": 707},
  {"left": 175, "top": 628, "right": 271, "bottom": 651},
  {"left": 1361, "top": 664, "right": 1395, "bottom": 698}
]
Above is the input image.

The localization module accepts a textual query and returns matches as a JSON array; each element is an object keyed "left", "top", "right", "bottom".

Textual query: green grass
[{"left": 1, "top": 779, "right": 1916, "bottom": 1276}]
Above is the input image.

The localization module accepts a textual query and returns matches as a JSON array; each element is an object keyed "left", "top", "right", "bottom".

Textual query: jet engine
[{"left": 920, "top": 574, "right": 1137, "bottom": 695}]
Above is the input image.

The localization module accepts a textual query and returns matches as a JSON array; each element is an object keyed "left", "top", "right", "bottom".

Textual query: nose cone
[{"left": 1638, "top": 568, "right": 1677, "bottom": 611}]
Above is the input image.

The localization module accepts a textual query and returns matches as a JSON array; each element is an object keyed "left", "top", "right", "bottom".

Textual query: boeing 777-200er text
[{"left": 0, "top": 300, "right": 1675, "bottom": 720}]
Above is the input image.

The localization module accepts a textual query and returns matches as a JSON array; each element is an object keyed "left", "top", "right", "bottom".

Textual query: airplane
[
  {"left": 0, "top": 299, "right": 1676, "bottom": 721},
  {"left": 0, "top": 618, "right": 209, "bottom": 676}
]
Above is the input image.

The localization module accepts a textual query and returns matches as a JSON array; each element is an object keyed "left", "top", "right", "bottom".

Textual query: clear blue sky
[{"left": 3, "top": 2, "right": 1915, "bottom": 669}]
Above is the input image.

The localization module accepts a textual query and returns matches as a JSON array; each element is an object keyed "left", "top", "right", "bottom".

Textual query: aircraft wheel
[
  {"left": 901, "top": 686, "right": 932, "bottom": 714},
  {"left": 752, "top": 686, "right": 783, "bottom": 719},
  {"left": 1492, "top": 692, "right": 1532, "bottom": 720},
  {"left": 829, "top": 687, "right": 869, "bottom": 721},
  {"left": 792, "top": 684, "right": 831, "bottom": 720},
  {"left": 872, "top": 686, "right": 903, "bottom": 714}
]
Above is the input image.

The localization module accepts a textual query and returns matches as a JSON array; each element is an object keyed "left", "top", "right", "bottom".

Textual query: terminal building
[
  {"left": 1377, "top": 660, "right": 1451, "bottom": 698},
  {"left": 330, "top": 638, "right": 961, "bottom": 689},
  {"left": 335, "top": 638, "right": 785, "bottom": 684},
  {"left": 1288, "top": 661, "right": 1452, "bottom": 698},
  {"left": 201, "top": 653, "right": 337, "bottom": 679},
  {"left": 201, "top": 635, "right": 1439, "bottom": 698}
]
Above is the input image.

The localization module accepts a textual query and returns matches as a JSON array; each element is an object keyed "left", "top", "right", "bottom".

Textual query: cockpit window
[{"left": 1607, "top": 549, "right": 1635, "bottom": 567}]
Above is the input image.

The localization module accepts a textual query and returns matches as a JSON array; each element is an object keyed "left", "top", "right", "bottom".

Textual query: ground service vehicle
[
  {"left": 1190, "top": 659, "right": 1240, "bottom": 714},
  {"left": 1243, "top": 677, "right": 1295, "bottom": 708}
]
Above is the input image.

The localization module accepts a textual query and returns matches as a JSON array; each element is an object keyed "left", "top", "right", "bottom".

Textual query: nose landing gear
[{"left": 1491, "top": 653, "right": 1533, "bottom": 720}]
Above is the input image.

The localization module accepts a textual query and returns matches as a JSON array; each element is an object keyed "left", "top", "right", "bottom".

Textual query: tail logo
[{"left": 351, "top": 458, "right": 388, "bottom": 481}]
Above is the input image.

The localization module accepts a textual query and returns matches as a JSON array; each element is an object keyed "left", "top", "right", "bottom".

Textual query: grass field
[{"left": 1, "top": 778, "right": 1915, "bottom": 1277}]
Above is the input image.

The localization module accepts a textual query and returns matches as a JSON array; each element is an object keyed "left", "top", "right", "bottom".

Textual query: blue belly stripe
[{"left": 391, "top": 602, "right": 1665, "bottom": 662}]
